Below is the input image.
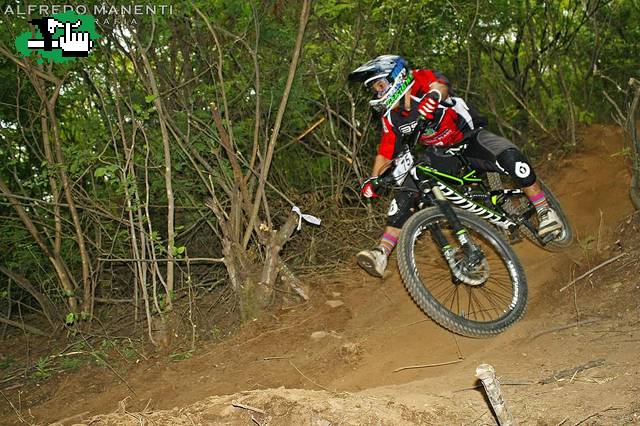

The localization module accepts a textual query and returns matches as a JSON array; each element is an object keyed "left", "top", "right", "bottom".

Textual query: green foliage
[
  {"left": 157, "top": 290, "right": 175, "bottom": 312},
  {"left": 65, "top": 312, "right": 77, "bottom": 326},
  {"left": 0, "top": 356, "right": 15, "bottom": 370},
  {"left": 210, "top": 325, "right": 222, "bottom": 339},
  {"left": 611, "top": 147, "right": 633, "bottom": 159},
  {"left": 100, "top": 339, "right": 118, "bottom": 351},
  {"left": 121, "top": 343, "right": 138, "bottom": 359},
  {"left": 577, "top": 110, "right": 595, "bottom": 126},
  {"left": 172, "top": 245, "right": 186, "bottom": 258},
  {"left": 59, "top": 356, "right": 82, "bottom": 371},
  {"left": 33, "top": 357, "right": 52, "bottom": 380},
  {"left": 89, "top": 351, "right": 108, "bottom": 366},
  {"left": 169, "top": 349, "right": 194, "bottom": 362},
  {"left": 94, "top": 164, "right": 118, "bottom": 178}
]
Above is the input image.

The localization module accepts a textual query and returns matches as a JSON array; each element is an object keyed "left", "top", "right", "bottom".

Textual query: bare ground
[{"left": 1, "top": 124, "right": 639, "bottom": 425}]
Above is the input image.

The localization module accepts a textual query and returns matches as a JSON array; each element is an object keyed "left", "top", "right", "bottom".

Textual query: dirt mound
[{"left": 79, "top": 388, "right": 458, "bottom": 425}]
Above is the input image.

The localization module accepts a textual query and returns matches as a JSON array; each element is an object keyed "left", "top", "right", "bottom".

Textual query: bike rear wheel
[
  {"left": 397, "top": 207, "right": 528, "bottom": 337},
  {"left": 487, "top": 173, "right": 573, "bottom": 251}
]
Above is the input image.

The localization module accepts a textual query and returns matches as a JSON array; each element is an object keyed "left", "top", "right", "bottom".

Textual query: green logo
[
  {"left": 384, "top": 71, "right": 414, "bottom": 111},
  {"left": 15, "top": 11, "right": 99, "bottom": 64}
]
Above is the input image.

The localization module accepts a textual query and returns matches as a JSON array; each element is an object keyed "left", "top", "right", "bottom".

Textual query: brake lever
[{"left": 409, "top": 118, "right": 434, "bottom": 149}]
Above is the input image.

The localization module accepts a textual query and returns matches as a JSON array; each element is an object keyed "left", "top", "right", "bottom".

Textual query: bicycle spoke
[{"left": 411, "top": 216, "right": 518, "bottom": 323}]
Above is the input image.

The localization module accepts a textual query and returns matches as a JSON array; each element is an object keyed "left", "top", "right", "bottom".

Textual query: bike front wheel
[{"left": 397, "top": 207, "right": 528, "bottom": 337}]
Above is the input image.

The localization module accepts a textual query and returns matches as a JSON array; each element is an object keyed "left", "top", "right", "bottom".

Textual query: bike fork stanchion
[
  {"left": 427, "top": 223, "right": 450, "bottom": 250},
  {"left": 430, "top": 186, "right": 484, "bottom": 265},
  {"left": 428, "top": 223, "right": 464, "bottom": 285}
]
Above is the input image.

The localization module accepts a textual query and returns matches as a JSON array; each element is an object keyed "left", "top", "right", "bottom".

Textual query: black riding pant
[
  {"left": 385, "top": 128, "right": 536, "bottom": 228},
  {"left": 464, "top": 129, "right": 537, "bottom": 188}
]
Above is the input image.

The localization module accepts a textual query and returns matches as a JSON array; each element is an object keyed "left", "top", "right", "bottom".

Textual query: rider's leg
[
  {"left": 522, "top": 182, "right": 562, "bottom": 235},
  {"left": 357, "top": 181, "right": 418, "bottom": 277},
  {"left": 464, "top": 129, "right": 562, "bottom": 236},
  {"left": 378, "top": 227, "right": 401, "bottom": 256},
  {"left": 356, "top": 226, "right": 400, "bottom": 278}
]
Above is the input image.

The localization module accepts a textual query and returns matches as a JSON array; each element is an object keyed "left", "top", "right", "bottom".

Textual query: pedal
[
  {"left": 541, "top": 229, "right": 562, "bottom": 245},
  {"left": 509, "top": 232, "right": 524, "bottom": 245}
]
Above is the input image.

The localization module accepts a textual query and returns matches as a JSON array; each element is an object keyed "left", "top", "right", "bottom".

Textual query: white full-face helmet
[{"left": 348, "top": 55, "right": 414, "bottom": 114}]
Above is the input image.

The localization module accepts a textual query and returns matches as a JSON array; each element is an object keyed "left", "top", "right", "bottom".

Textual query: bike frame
[{"left": 389, "top": 119, "right": 548, "bottom": 247}]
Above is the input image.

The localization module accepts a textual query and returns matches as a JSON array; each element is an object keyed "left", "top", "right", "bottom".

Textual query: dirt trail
[{"left": 2, "top": 125, "right": 638, "bottom": 425}]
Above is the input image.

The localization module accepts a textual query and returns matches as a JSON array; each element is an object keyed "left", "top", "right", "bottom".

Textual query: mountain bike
[{"left": 371, "top": 120, "right": 572, "bottom": 337}]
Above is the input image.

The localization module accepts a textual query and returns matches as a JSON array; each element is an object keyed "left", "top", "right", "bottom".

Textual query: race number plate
[{"left": 392, "top": 149, "right": 414, "bottom": 184}]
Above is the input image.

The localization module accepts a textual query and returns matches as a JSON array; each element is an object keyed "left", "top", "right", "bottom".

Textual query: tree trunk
[
  {"left": 47, "top": 102, "right": 93, "bottom": 315},
  {"left": 0, "top": 267, "right": 58, "bottom": 329},
  {"left": 627, "top": 80, "right": 640, "bottom": 210},
  {"left": 0, "top": 317, "right": 48, "bottom": 337},
  {"left": 39, "top": 111, "right": 63, "bottom": 256},
  {"left": 29, "top": 72, "right": 92, "bottom": 317},
  {"left": 0, "top": 177, "right": 79, "bottom": 313},
  {"left": 135, "top": 35, "right": 176, "bottom": 308},
  {"left": 260, "top": 213, "right": 299, "bottom": 291}
]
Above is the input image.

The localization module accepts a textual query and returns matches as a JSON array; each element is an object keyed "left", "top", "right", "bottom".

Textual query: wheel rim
[{"left": 411, "top": 217, "right": 520, "bottom": 324}]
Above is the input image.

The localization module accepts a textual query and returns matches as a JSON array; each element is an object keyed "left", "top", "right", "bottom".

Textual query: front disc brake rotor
[{"left": 448, "top": 249, "right": 490, "bottom": 286}]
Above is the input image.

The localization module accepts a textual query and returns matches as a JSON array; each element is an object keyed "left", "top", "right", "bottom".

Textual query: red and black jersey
[{"left": 377, "top": 69, "right": 474, "bottom": 160}]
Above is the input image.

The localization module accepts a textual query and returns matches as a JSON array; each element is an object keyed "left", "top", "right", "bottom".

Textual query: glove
[
  {"left": 360, "top": 176, "right": 379, "bottom": 199},
  {"left": 417, "top": 90, "right": 441, "bottom": 120}
]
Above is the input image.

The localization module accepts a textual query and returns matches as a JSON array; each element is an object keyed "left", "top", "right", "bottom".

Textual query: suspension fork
[
  {"left": 428, "top": 184, "right": 485, "bottom": 266},
  {"left": 424, "top": 221, "right": 464, "bottom": 285}
]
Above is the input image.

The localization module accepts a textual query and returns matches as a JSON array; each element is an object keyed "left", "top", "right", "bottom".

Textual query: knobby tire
[{"left": 397, "top": 207, "right": 528, "bottom": 337}]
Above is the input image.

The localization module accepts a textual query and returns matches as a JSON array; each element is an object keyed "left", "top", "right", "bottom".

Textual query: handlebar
[
  {"left": 359, "top": 118, "right": 438, "bottom": 195},
  {"left": 369, "top": 169, "right": 422, "bottom": 194},
  {"left": 410, "top": 118, "right": 432, "bottom": 149}
]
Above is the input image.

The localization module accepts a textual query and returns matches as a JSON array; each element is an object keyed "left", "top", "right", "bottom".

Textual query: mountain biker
[{"left": 348, "top": 55, "right": 563, "bottom": 277}]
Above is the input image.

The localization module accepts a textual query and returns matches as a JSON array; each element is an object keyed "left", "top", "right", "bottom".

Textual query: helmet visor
[
  {"left": 369, "top": 79, "right": 390, "bottom": 99},
  {"left": 367, "top": 69, "right": 414, "bottom": 114}
]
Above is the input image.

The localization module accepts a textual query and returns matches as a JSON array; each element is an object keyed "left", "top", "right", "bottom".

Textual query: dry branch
[
  {"left": 0, "top": 176, "right": 79, "bottom": 312},
  {"left": 393, "top": 358, "right": 463, "bottom": 372},
  {"left": 573, "top": 406, "right": 620, "bottom": 425},
  {"left": 538, "top": 359, "right": 605, "bottom": 384},
  {"left": 475, "top": 364, "right": 515, "bottom": 426},
  {"left": 0, "top": 266, "right": 58, "bottom": 327},
  {"left": 559, "top": 253, "right": 626, "bottom": 292},
  {"left": 0, "top": 316, "right": 48, "bottom": 336},
  {"left": 530, "top": 318, "right": 600, "bottom": 339},
  {"left": 232, "top": 402, "right": 266, "bottom": 415},
  {"left": 98, "top": 257, "right": 224, "bottom": 263},
  {"left": 50, "top": 411, "right": 90, "bottom": 425},
  {"left": 289, "top": 360, "right": 332, "bottom": 392}
]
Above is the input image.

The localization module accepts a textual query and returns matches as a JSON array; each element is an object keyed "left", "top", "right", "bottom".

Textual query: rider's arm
[
  {"left": 413, "top": 69, "right": 450, "bottom": 101},
  {"left": 371, "top": 154, "right": 392, "bottom": 176},
  {"left": 373, "top": 116, "right": 396, "bottom": 176}
]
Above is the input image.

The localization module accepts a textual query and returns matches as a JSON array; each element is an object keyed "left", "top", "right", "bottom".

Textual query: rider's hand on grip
[
  {"left": 360, "top": 176, "right": 379, "bottom": 199},
  {"left": 418, "top": 93, "right": 439, "bottom": 120}
]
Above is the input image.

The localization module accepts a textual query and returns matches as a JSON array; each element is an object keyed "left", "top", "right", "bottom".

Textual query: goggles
[
  {"left": 366, "top": 77, "right": 391, "bottom": 99},
  {"left": 367, "top": 69, "right": 414, "bottom": 114}
]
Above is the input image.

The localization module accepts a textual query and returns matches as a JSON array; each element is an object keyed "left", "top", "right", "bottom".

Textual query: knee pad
[
  {"left": 386, "top": 195, "right": 416, "bottom": 228},
  {"left": 496, "top": 148, "right": 537, "bottom": 187}
]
